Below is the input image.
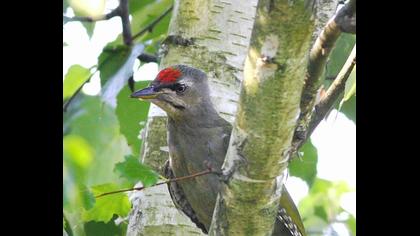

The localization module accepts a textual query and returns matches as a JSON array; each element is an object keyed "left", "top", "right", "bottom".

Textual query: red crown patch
[{"left": 156, "top": 67, "right": 182, "bottom": 84}]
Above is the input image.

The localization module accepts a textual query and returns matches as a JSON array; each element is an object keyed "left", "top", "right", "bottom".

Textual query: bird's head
[{"left": 131, "top": 65, "right": 211, "bottom": 119}]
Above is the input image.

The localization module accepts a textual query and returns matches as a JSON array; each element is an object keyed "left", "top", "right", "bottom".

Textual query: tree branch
[
  {"left": 63, "top": 8, "right": 120, "bottom": 23},
  {"left": 209, "top": 0, "right": 316, "bottom": 234},
  {"left": 119, "top": 0, "right": 133, "bottom": 45},
  {"left": 132, "top": 5, "right": 173, "bottom": 40},
  {"left": 294, "top": 45, "right": 356, "bottom": 153},
  {"left": 305, "top": 46, "right": 356, "bottom": 141},
  {"left": 293, "top": 0, "right": 356, "bottom": 146}
]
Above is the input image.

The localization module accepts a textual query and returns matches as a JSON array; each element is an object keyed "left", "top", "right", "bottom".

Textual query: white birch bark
[
  {"left": 209, "top": 0, "right": 316, "bottom": 235},
  {"left": 127, "top": 0, "right": 258, "bottom": 235}
]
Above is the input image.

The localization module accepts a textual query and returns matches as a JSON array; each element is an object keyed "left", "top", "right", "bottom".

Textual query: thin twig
[
  {"left": 293, "top": 45, "right": 356, "bottom": 153},
  {"left": 305, "top": 46, "right": 356, "bottom": 139},
  {"left": 119, "top": 0, "right": 133, "bottom": 45},
  {"left": 63, "top": 8, "right": 120, "bottom": 23},
  {"left": 293, "top": 0, "right": 356, "bottom": 145},
  {"left": 132, "top": 6, "right": 173, "bottom": 40},
  {"left": 95, "top": 168, "right": 215, "bottom": 198}
]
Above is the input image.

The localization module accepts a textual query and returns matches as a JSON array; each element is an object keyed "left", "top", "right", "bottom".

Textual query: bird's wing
[
  {"left": 163, "top": 160, "right": 208, "bottom": 234},
  {"left": 277, "top": 187, "right": 307, "bottom": 236}
]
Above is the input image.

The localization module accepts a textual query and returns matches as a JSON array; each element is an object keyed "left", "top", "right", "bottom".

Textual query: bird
[{"left": 131, "top": 64, "right": 306, "bottom": 236}]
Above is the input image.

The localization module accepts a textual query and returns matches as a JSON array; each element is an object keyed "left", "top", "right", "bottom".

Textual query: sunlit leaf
[
  {"left": 114, "top": 155, "right": 159, "bottom": 186},
  {"left": 116, "top": 82, "right": 151, "bottom": 156},
  {"left": 63, "top": 65, "right": 91, "bottom": 99},
  {"left": 289, "top": 139, "right": 318, "bottom": 187},
  {"left": 347, "top": 214, "right": 356, "bottom": 236},
  {"left": 299, "top": 178, "right": 353, "bottom": 227},
  {"left": 82, "top": 183, "right": 131, "bottom": 223},
  {"left": 69, "top": 0, "right": 105, "bottom": 18},
  {"left": 64, "top": 134, "right": 94, "bottom": 169},
  {"left": 67, "top": 95, "right": 130, "bottom": 185}
]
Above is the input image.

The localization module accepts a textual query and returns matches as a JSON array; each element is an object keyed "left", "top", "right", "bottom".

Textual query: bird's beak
[{"left": 130, "top": 86, "right": 158, "bottom": 99}]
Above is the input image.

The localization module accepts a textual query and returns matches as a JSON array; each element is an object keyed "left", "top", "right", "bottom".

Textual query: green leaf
[
  {"left": 81, "top": 185, "right": 96, "bottom": 210},
  {"left": 144, "top": 35, "right": 166, "bottom": 55},
  {"left": 116, "top": 82, "right": 151, "bottom": 156},
  {"left": 114, "top": 155, "right": 159, "bottom": 186},
  {"left": 129, "top": 0, "right": 155, "bottom": 14},
  {"left": 339, "top": 95, "right": 356, "bottom": 123},
  {"left": 63, "top": 213, "right": 74, "bottom": 236},
  {"left": 314, "top": 205, "right": 328, "bottom": 223},
  {"left": 341, "top": 66, "right": 356, "bottom": 103},
  {"left": 130, "top": 0, "right": 172, "bottom": 43},
  {"left": 324, "top": 34, "right": 355, "bottom": 79},
  {"left": 101, "top": 44, "right": 144, "bottom": 107},
  {"left": 82, "top": 22, "right": 96, "bottom": 39},
  {"left": 299, "top": 178, "right": 353, "bottom": 226},
  {"left": 63, "top": 134, "right": 94, "bottom": 170},
  {"left": 289, "top": 139, "right": 318, "bottom": 187},
  {"left": 346, "top": 214, "right": 356, "bottom": 236},
  {"left": 64, "top": 95, "right": 132, "bottom": 221},
  {"left": 64, "top": 0, "right": 69, "bottom": 13},
  {"left": 84, "top": 216, "right": 124, "bottom": 236},
  {"left": 65, "top": 95, "right": 130, "bottom": 184},
  {"left": 63, "top": 65, "right": 91, "bottom": 99},
  {"left": 82, "top": 183, "right": 131, "bottom": 223},
  {"left": 97, "top": 44, "right": 131, "bottom": 87}
]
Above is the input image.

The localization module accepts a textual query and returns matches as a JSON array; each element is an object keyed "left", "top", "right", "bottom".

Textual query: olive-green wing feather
[{"left": 279, "top": 187, "right": 307, "bottom": 236}]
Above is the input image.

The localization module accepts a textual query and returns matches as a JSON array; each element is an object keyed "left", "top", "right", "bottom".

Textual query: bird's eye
[{"left": 175, "top": 84, "right": 187, "bottom": 94}]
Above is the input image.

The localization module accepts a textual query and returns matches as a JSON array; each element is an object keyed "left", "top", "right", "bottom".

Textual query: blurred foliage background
[{"left": 63, "top": 0, "right": 356, "bottom": 235}]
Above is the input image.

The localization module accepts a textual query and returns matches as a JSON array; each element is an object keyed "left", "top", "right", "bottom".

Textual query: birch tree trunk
[
  {"left": 127, "top": 0, "right": 258, "bottom": 235},
  {"left": 209, "top": 0, "right": 316, "bottom": 235}
]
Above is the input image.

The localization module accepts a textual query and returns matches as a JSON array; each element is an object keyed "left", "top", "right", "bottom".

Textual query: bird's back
[
  {"left": 166, "top": 116, "right": 232, "bottom": 230},
  {"left": 165, "top": 116, "right": 306, "bottom": 236}
]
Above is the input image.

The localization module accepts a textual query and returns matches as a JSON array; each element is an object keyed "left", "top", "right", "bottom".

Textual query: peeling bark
[{"left": 209, "top": 0, "right": 316, "bottom": 235}]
